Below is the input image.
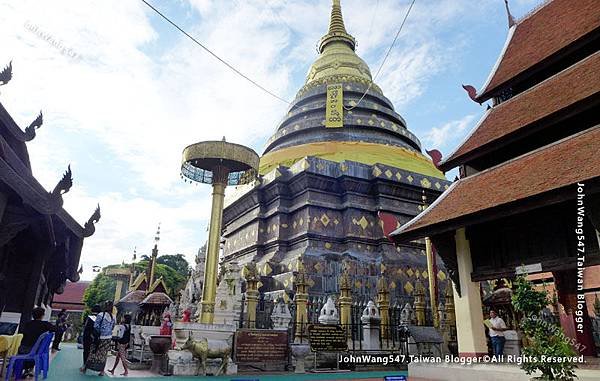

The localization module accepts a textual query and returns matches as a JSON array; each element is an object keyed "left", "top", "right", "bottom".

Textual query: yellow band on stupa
[{"left": 260, "top": 141, "right": 445, "bottom": 179}]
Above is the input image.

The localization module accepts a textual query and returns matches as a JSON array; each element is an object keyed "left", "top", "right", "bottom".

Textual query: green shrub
[{"left": 511, "top": 275, "right": 577, "bottom": 380}]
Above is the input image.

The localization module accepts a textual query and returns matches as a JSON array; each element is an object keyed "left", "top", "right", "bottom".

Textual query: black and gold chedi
[{"left": 221, "top": 0, "right": 451, "bottom": 312}]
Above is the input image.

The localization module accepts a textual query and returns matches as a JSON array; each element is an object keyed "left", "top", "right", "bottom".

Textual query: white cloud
[
  {"left": 423, "top": 114, "right": 476, "bottom": 150},
  {"left": 0, "top": 0, "right": 494, "bottom": 281}
]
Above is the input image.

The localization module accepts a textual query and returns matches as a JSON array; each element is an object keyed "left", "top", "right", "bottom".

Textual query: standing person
[
  {"left": 488, "top": 309, "right": 507, "bottom": 357},
  {"left": 79, "top": 305, "right": 101, "bottom": 372},
  {"left": 83, "top": 301, "right": 115, "bottom": 376},
  {"left": 108, "top": 315, "right": 131, "bottom": 376},
  {"left": 18, "top": 307, "right": 56, "bottom": 377},
  {"left": 52, "top": 308, "right": 69, "bottom": 351},
  {"left": 159, "top": 313, "right": 173, "bottom": 336}
]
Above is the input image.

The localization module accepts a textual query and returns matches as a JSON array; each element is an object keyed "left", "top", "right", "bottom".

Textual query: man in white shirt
[{"left": 488, "top": 310, "right": 507, "bottom": 356}]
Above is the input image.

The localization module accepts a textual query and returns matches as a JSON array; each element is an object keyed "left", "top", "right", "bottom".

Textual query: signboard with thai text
[
  {"left": 325, "top": 84, "right": 343, "bottom": 128},
  {"left": 235, "top": 329, "right": 288, "bottom": 362},
  {"left": 308, "top": 324, "right": 348, "bottom": 352}
]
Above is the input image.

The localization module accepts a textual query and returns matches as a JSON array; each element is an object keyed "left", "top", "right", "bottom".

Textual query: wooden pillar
[
  {"left": 21, "top": 244, "right": 51, "bottom": 325},
  {"left": 453, "top": 228, "right": 487, "bottom": 357}
]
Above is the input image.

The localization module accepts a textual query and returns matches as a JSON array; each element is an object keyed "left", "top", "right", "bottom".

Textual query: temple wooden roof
[
  {"left": 391, "top": 125, "right": 600, "bottom": 242},
  {"left": 140, "top": 291, "right": 172, "bottom": 306},
  {"left": 476, "top": 0, "right": 600, "bottom": 102},
  {"left": 117, "top": 290, "right": 146, "bottom": 305},
  {"left": 0, "top": 97, "right": 100, "bottom": 282},
  {"left": 442, "top": 50, "right": 600, "bottom": 170}
]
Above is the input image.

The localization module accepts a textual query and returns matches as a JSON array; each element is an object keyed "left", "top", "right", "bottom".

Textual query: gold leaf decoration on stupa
[
  {"left": 437, "top": 270, "right": 446, "bottom": 281},
  {"left": 372, "top": 166, "right": 382, "bottom": 177},
  {"left": 358, "top": 216, "right": 369, "bottom": 230},
  {"left": 435, "top": 182, "right": 441, "bottom": 189},
  {"left": 420, "top": 178, "right": 431, "bottom": 188},
  {"left": 299, "top": 217, "right": 304, "bottom": 226},
  {"left": 407, "top": 175, "right": 414, "bottom": 183},
  {"left": 396, "top": 268, "right": 404, "bottom": 276},
  {"left": 354, "top": 280, "right": 362, "bottom": 288},
  {"left": 385, "top": 169, "right": 393, "bottom": 178},
  {"left": 390, "top": 281, "right": 396, "bottom": 289},
  {"left": 404, "top": 281, "right": 414, "bottom": 294},
  {"left": 262, "top": 263, "right": 272, "bottom": 276},
  {"left": 314, "top": 262, "right": 324, "bottom": 273},
  {"left": 333, "top": 218, "right": 339, "bottom": 225},
  {"left": 406, "top": 268, "right": 414, "bottom": 277},
  {"left": 320, "top": 214, "right": 331, "bottom": 226},
  {"left": 325, "top": 242, "right": 332, "bottom": 249},
  {"left": 395, "top": 172, "right": 402, "bottom": 181},
  {"left": 307, "top": 278, "right": 315, "bottom": 287},
  {"left": 422, "top": 270, "right": 429, "bottom": 279}
]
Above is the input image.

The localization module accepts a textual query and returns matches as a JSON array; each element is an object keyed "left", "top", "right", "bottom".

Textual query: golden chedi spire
[
  {"left": 319, "top": 0, "right": 356, "bottom": 52},
  {"left": 306, "top": 0, "right": 373, "bottom": 88}
]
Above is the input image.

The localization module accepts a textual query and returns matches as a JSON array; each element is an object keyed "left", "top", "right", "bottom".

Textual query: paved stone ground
[{"left": 47, "top": 344, "right": 413, "bottom": 381}]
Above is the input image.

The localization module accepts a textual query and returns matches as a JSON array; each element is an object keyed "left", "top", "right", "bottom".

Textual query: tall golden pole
[
  {"left": 422, "top": 192, "right": 439, "bottom": 327},
  {"left": 200, "top": 167, "right": 227, "bottom": 324},
  {"left": 181, "top": 138, "right": 259, "bottom": 325}
]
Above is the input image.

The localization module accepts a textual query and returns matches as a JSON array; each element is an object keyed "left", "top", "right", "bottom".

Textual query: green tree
[
  {"left": 83, "top": 261, "right": 187, "bottom": 313},
  {"left": 512, "top": 275, "right": 577, "bottom": 380},
  {"left": 156, "top": 254, "right": 190, "bottom": 277},
  {"left": 82, "top": 271, "right": 116, "bottom": 311}
]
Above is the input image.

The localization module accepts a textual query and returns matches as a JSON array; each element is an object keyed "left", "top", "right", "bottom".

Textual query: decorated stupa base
[{"left": 222, "top": 156, "right": 451, "bottom": 304}]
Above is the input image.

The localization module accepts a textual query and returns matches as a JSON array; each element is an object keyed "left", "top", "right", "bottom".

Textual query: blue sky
[{"left": 0, "top": 0, "right": 543, "bottom": 280}]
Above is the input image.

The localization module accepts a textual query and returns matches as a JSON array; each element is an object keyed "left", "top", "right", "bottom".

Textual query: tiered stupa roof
[{"left": 259, "top": 0, "right": 443, "bottom": 180}]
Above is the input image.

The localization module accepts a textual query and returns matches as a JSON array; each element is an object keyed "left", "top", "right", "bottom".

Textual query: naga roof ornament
[
  {"left": 83, "top": 204, "right": 101, "bottom": 237},
  {"left": 48, "top": 165, "right": 73, "bottom": 212},
  {"left": 0, "top": 61, "right": 12, "bottom": 86}
]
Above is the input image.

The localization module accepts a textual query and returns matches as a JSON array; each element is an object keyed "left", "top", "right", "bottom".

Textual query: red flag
[
  {"left": 378, "top": 211, "right": 399, "bottom": 242},
  {"left": 426, "top": 149, "right": 443, "bottom": 171}
]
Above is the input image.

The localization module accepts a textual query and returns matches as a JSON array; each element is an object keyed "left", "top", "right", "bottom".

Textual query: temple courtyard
[
  {"left": 1, "top": 0, "right": 599, "bottom": 381},
  {"left": 49, "top": 344, "right": 408, "bottom": 381}
]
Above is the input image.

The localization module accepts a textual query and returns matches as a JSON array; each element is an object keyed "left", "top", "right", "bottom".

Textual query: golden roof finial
[{"left": 318, "top": 0, "right": 356, "bottom": 53}]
